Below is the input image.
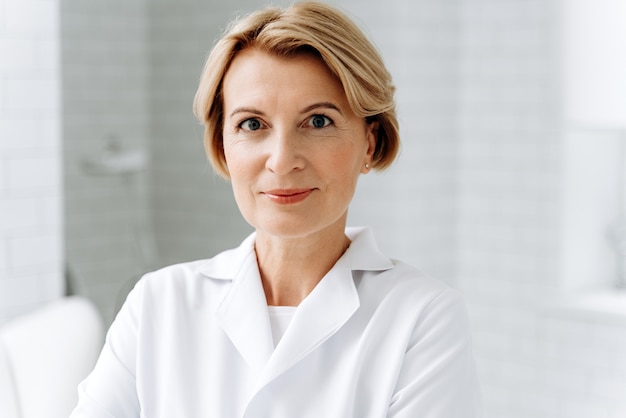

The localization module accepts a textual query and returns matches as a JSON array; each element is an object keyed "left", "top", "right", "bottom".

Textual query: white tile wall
[
  {"left": 457, "top": 0, "right": 626, "bottom": 417},
  {"left": 61, "top": 0, "right": 150, "bottom": 325},
  {"left": 0, "top": 0, "right": 63, "bottom": 325},
  {"left": 537, "top": 314, "right": 626, "bottom": 417},
  {"left": 560, "top": 129, "right": 622, "bottom": 290}
]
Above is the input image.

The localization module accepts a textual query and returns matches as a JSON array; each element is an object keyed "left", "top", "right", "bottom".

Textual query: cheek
[
  {"left": 319, "top": 146, "right": 363, "bottom": 191},
  {"left": 329, "top": 141, "right": 366, "bottom": 172},
  {"left": 223, "top": 142, "right": 263, "bottom": 205},
  {"left": 223, "top": 145, "right": 247, "bottom": 191},
  {"left": 223, "top": 146, "right": 236, "bottom": 174},
  {"left": 225, "top": 164, "right": 251, "bottom": 200},
  {"left": 224, "top": 151, "right": 255, "bottom": 219},
  {"left": 223, "top": 141, "right": 250, "bottom": 177}
]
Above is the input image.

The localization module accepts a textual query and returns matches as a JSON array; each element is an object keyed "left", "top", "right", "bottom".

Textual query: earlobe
[{"left": 362, "top": 121, "right": 378, "bottom": 173}]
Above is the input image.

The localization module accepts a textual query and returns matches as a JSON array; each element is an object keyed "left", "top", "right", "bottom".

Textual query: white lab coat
[{"left": 71, "top": 227, "right": 482, "bottom": 417}]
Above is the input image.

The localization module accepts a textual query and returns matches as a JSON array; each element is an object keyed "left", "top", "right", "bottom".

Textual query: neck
[{"left": 254, "top": 223, "right": 351, "bottom": 307}]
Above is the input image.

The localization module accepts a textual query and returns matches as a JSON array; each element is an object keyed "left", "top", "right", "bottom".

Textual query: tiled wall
[
  {"left": 456, "top": 0, "right": 626, "bottom": 416},
  {"left": 61, "top": 0, "right": 150, "bottom": 324},
  {"left": 0, "top": 0, "right": 64, "bottom": 325},
  {"left": 538, "top": 313, "right": 626, "bottom": 417}
]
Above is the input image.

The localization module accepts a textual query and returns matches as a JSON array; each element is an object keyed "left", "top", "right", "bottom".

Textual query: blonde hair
[{"left": 193, "top": 1, "right": 399, "bottom": 178}]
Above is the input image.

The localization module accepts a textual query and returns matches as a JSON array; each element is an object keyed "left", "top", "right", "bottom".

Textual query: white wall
[
  {"left": 456, "top": 1, "right": 626, "bottom": 416},
  {"left": 0, "top": 0, "right": 64, "bottom": 325},
  {"left": 563, "top": 0, "right": 626, "bottom": 129},
  {"left": 61, "top": 0, "right": 151, "bottom": 325}
]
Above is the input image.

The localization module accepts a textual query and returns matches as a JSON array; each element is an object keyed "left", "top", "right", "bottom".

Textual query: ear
[{"left": 361, "top": 120, "right": 379, "bottom": 173}]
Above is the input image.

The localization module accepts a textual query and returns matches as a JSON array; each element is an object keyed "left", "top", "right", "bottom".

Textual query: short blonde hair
[{"left": 193, "top": 1, "right": 399, "bottom": 178}]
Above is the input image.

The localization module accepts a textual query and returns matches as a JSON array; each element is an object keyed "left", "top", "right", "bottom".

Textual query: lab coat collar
[
  {"left": 196, "top": 227, "right": 394, "bottom": 380},
  {"left": 196, "top": 226, "right": 393, "bottom": 280},
  {"left": 196, "top": 232, "right": 258, "bottom": 280},
  {"left": 344, "top": 226, "right": 394, "bottom": 272}
]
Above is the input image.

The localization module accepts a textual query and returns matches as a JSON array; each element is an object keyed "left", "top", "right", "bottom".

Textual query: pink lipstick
[{"left": 262, "top": 189, "right": 314, "bottom": 204}]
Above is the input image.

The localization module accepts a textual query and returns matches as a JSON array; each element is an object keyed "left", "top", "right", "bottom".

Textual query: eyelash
[
  {"left": 305, "top": 114, "right": 333, "bottom": 129},
  {"left": 237, "top": 118, "right": 264, "bottom": 131},
  {"left": 235, "top": 113, "right": 334, "bottom": 133}
]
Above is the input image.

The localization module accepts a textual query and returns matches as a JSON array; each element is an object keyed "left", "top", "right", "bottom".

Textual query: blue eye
[
  {"left": 308, "top": 115, "right": 332, "bottom": 129},
  {"left": 240, "top": 118, "right": 262, "bottom": 131}
]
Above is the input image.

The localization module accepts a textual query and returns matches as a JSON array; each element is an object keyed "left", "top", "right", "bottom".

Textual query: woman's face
[{"left": 221, "top": 48, "right": 376, "bottom": 240}]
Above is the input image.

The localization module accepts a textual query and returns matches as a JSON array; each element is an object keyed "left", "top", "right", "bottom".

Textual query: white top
[
  {"left": 268, "top": 306, "right": 297, "bottom": 347},
  {"left": 71, "top": 227, "right": 482, "bottom": 418}
]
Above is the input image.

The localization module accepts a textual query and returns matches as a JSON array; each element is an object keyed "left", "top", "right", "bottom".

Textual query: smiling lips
[{"left": 262, "top": 189, "right": 314, "bottom": 204}]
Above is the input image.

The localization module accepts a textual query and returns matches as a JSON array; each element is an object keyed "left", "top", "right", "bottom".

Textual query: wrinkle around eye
[{"left": 304, "top": 114, "right": 333, "bottom": 129}]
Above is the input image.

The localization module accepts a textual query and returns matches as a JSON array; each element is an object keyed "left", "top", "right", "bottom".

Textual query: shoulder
[
  {"left": 133, "top": 232, "right": 256, "bottom": 299},
  {"left": 356, "top": 259, "right": 469, "bottom": 331},
  {"left": 359, "top": 258, "right": 452, "bottom": 302},
  {"left": 136, "top": 259, "right": 213, "bottom": 296},
  {"left": 345, "top": 226, "right": 463, "bottom": 316}
]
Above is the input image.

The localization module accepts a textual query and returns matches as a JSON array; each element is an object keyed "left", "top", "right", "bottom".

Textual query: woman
[{"left": 71, "top": 2, "right": 482, "bottom": 417}]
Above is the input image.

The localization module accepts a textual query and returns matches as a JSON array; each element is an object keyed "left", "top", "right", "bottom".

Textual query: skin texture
[{"left": 221, "top": 48, "right": 378, "bottom": 306}]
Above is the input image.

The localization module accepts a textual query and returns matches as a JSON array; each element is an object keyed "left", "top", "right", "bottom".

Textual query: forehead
[{"left": 222, "top": 48, "right": 348, "bottom": 110}]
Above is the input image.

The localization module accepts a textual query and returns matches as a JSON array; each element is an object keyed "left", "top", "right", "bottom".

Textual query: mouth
[{"left": 261, "top": 188, "right": 315, "bottom": 204}]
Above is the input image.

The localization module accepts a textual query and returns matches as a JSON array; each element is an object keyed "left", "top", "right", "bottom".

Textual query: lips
[{"left": 262, "top": 188, "right": 314, "bottom": 204}]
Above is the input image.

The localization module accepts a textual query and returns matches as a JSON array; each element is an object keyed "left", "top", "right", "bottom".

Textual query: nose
[{"left": 265, "top": 128, "right": 305, "bottom": 175}]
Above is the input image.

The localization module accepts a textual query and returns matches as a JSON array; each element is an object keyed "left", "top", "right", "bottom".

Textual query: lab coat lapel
[
  {"left": 251, "top": 227, "right": 393, "bottom": 390},
  {"left": 213, "top": 244, "right": 274, "bottom": 372},
  {"left": 254, "top": 253, "right": 360, "bottom": 389},
  {"left": 208, "top": 227, "right": 394, "bottom": 406}
]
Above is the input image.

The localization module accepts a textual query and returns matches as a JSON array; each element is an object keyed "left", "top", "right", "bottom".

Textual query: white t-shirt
[{"left": 268, "top": 305, "right": 297, "bottom": 347}]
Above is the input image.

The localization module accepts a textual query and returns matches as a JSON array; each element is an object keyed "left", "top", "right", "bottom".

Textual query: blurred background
[{"left": 1, "top": 0, "right": 626, "bottom": 416}]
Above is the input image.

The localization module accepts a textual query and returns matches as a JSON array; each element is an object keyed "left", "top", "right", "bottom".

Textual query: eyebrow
[
  {"left": 228, "top": 107, "right": 265, "bottom": 118},
  {"left": 228, "top": 102, "right": 343, "bottom": 119},
  {"left": 301, "top": 102, "right": 343, "bottom": 115}
]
